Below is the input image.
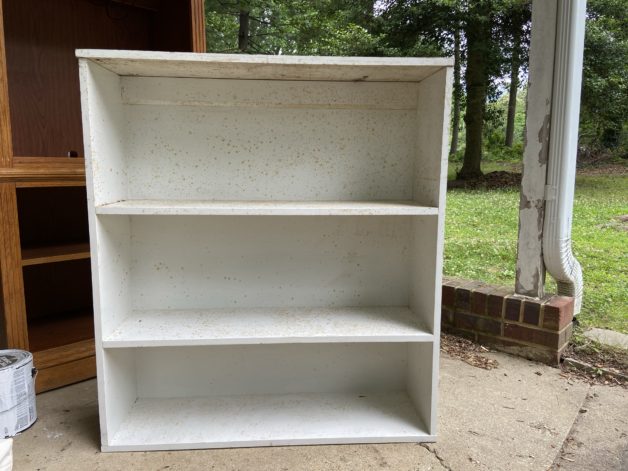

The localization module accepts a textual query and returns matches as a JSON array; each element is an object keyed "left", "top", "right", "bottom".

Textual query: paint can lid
[{"left": 0, "top": 350, "right": 32, "bottom": 370}]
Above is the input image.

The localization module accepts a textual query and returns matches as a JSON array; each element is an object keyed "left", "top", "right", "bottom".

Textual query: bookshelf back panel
[
  {"left": 109, "top": 343, "right": 410, "bottom": 399},
  {"left": 121, "top": 215, "right": 415, "bottom": 310},
  {"left": 96, "top": 78, "right": 425, "bottom": 202}
]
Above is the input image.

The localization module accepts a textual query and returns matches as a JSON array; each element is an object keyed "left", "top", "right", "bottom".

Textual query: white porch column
[
  {"left": 515, "top": 0, "right": 558, "bottom": 298},
  {"left": 515, "top": 0, "right": 586, "bottom": 313}
]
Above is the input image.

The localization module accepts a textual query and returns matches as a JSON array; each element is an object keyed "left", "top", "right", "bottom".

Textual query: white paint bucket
[{"left": 0, "top": 350, "right": 37, "bottom": 438}]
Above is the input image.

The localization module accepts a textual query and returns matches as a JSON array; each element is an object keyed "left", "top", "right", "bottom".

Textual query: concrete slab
[
  {"left": 552, "top": 385, "right": 628, "bottom": 470},
  {"left": 583, "top": 328, "right": 628, "bottom": 350},
  {"left": 432, "top": 353, "right": 589, "bottom": 471},
  {"left": 12, "top": 350, "right": 594, "bottom": 470}
]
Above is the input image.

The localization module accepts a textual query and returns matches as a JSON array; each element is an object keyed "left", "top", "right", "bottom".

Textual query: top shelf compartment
[{"left": 80, "top": 52, "right": 451, "bottom": 210}]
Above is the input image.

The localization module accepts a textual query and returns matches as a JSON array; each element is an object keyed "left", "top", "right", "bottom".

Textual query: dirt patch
[
  {"left": 599, "top": 214, "right": 628, "bottom": 232},
  {"left": 560, "top": 339, "right": 627, "bottom": 387},
  {"left": 447, "top": 158, "right": 626, "bottom": 191},
  {"left": 448, "top": 171, "right": 522, "bottom": 190},
  {"left": 577, "top": 163, "right": 628, "bottom": 176},
  {"left": 576, "top": 151, "right": 628, "bottom": 175},
  {"left": 440, "top": 332, "right": 499, "bottom": 370}
]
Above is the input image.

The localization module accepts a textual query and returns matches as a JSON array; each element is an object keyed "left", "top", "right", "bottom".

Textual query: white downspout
[{"left": 543, "top": 0, "right": 586, "bottom": 314}]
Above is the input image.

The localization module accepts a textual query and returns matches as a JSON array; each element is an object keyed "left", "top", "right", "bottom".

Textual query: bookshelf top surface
[{"left": 77, "top": 49, "right": 453, "bottom": 82}]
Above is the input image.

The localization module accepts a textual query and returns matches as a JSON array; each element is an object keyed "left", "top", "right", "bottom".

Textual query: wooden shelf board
[
  {"left": 0, "top": 158, "right": 86, "bottom": 182},
  {"left": 32, "top": 339, "right": 96, "bottom": 393},
  {"left": 16, "top": 181, "right": 86, "bottom": 188},
  {"left": 96, "top": 200, "right": 439, "bottom": 216},
  {"left": 32, "top": 338, "right": 95, "bottom": 370},
  {"left": 28, "top": 310, "right": 94, "bottom": 352},
  {"left": 22, "top": 242, "right": 90, "bottom": 266},
  {"left": 35, "top": 355, "right": 96, "bottom": 394},
  {"left": 107, "top": 392, "right": 430, "bottom": 451},
  {"left": 103, "top": 307, "right": 433, "bottom": 348}
]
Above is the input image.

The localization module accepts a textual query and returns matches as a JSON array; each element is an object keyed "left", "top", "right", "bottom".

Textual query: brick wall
[{"left": 441, "top": 277, "right": 574, "bottom": 365}]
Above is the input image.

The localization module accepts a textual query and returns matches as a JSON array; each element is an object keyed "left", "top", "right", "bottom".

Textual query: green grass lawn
[{"left": 444, "top": 163, "right": 627, "bottom": 333}]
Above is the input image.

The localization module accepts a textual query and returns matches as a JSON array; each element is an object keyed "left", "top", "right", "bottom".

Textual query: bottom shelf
[
  {"left": 28, "top": 310, "right": 94, "bottom": 352},
  {"left": 107, "top": 392, "right": 431, "bottom": 451}
]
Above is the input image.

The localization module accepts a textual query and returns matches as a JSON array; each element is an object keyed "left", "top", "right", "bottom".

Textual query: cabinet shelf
[
  {"left": 102, "top": 307, "right": 433, "bottom": 348},
  {"left": 28, "top": 310, "right": 94, "bottom": 352},
  {"left": 96, "top": 200, "right": 439, "bottom": 216},
  {"left": 106, "top": 392, "right": 431, "bottom": 451},
  {"left": 21, "top": 242, "right": 91, "bottom": 266}
]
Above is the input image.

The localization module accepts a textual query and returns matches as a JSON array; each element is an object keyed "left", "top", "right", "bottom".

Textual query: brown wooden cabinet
[{"left": 0, "top": 0, "right": 205, "bottom": 392}]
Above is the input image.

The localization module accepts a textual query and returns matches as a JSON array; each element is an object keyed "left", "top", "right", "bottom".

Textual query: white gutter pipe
[{"left": 543, "top": 0, "right": 586, "bottom": 314}]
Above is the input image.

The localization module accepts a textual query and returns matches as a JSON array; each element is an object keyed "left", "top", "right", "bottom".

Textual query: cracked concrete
[
  {"left": 420, "top": 443, "right": 452, "bottom": 471},
  {"left": 12, "top": 350, "right": 626, "bottom": 470},
  {"left": 551, "top": 385, "right": 628, "bottom": 470},
  {"left": 432, "top": 353, "right": 590, "bottom": 471}
]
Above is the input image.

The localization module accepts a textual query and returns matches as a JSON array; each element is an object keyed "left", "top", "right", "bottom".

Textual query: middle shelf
[
  {"left": 95, "top": 200, "right": 439, "bottom": 216},
  {"left": 102, "top": 306, "right": 433, "bottom": 348}
]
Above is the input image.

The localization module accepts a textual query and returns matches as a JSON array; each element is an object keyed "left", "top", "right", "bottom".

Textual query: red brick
[
  {"left": 455, "top": 281, "right": 485, "bottom": 310},
  {"left": 542, "top": 296, "right": 574, "bottom": 331},
  {"left": 442, "top": 284, "right": 456, "bottom": 308},
  {"left": 441, "top": 307, "right": 453, "bottom": 325},
  {"left": 487, "top": 288, "right": 509, "bottom": 318},
  {"left": 443, "top": 277, "right": 467, "bottom": 287},
  {"left": 471, "top": 286, "right": 493, "bottom": 316},
  {"left": 455, "top": 286, "right": 472, "bottom": 310},
  {"left": 522, "top": 300, "right": 542, "bottom": 326},
  {"left": 454, "top": 312, "right": 501, "bottom": 335},
  {"left": 504, "top": 296, "right": 522, "bottom": 322},
  {"left": 559, "top": 322, "right": 574, "bottom": 347},
  {"left": 504, "top": 323, "right": 561, "bottom": 349}
]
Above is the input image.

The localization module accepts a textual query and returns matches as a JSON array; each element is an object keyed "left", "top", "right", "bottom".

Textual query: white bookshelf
[{"left": 78, "top": 50, "right": 452, "bottom": 452}]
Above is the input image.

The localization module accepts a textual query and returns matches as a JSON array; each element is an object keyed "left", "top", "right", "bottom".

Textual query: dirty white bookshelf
[{"left": 78, "top": 50, "right": 453, "bottom": 452}]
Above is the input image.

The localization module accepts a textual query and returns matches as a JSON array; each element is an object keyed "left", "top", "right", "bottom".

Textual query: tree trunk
[
  {"left": 238, "top": 8, "right": 250, "bottom": 52},
  {"left": 505, "top": 21, "right": 522, "bottom": 147},
  {"left": 458, "top": 4, "right": 491, "bottom": 180},
  {"left": 449, "top": 27, "right": 462, "bottom": 156}
]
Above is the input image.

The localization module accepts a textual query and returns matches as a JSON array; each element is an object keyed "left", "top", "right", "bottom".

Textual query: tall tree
[
  {"left": 449, "top": 25, "right": 462, "bottom": 156},
  {"left": 458, "top": 1, "right": 494, "bottom": 180},
  {"left": 502, "top": 1, "right": 530, "bottom": 147},
  {"left": 504, "top": 14, "right": 521, "bottom": 147},
  {"left": 238, "top": 4, "right": 250, "bottom": 52}
]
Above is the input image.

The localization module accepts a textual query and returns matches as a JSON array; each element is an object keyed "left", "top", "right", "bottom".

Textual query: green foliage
[
  {"left": 205, "top": 0, "right": 384, "bottom": 56},
  {"left": 482, "top": 88, "right": 526, "bottom": 161},
  {"left": 580, "top": 0, "right": 628, "bottom": 155}
]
